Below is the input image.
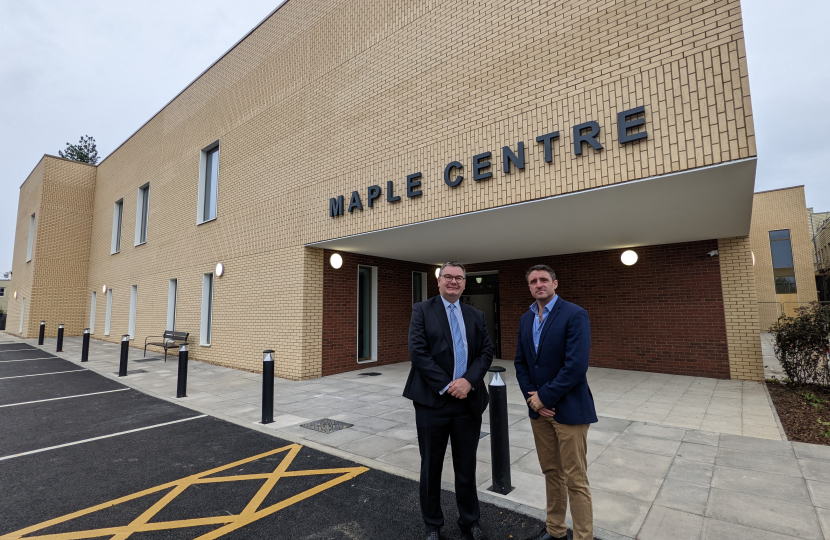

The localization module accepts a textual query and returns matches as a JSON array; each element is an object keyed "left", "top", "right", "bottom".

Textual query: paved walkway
[{"left": 5, "top": 332, "right": 830, "bottom": 540}]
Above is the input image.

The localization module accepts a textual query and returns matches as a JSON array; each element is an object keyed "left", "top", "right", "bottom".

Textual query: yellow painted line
[{"left": 1, "top": 443, "right": 369, "bottom": 540}]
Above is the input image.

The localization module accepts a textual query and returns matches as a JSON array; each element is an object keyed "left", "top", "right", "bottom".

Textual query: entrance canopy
[{"left": 308, "top": 158, "right": 756, "bottom": 265}]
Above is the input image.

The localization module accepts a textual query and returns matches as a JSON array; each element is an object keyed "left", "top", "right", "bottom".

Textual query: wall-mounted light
[
  {"left": 102, "top": 284, "right": 108, "bottom": 294},
  {"left": 435, "top": 268, "right": 441, "bottom": 279},
  {"left": 751, "top": 251, "right": 755, "bottom": 266},
  {"left": 330, "top": 253, "right": 343, "bottom": 269},
  {"left": 476, "top": 277, "right": 483, "bottom": 284},
  {"left": 621, "top": 250, "right": 638, "bottom": 266},
  {"left": 13, "top": 291, "right": 17, "bottom": 299},
  {"left": 215, "top": 263, "right": 224, "bottom": 277}
]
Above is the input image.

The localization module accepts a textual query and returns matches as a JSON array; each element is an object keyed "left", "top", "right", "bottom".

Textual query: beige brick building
[{"left": 7, "top": 0, "right": 765, "bottom": 380}]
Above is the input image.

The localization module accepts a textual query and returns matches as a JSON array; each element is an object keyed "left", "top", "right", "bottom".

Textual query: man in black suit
[{"left": 405, "top": 261, "right": 494, "bottom": 540}]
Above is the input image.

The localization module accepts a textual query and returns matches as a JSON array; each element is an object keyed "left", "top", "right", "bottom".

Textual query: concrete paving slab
[
  {"left": 666, "top": 457, "right": 714, "bottom": 487},
  {"left": 800, "top": 458, "right": 830, "bottom": 484},
  {"left": 594, "top": 446, "right": 673, "bottom": 478},
  {"left": 702, "top": 517, "right": 806, "bottom": 540},
  {"left": 712, "top": 465, "right": 812, "bottom": 505},
  {"left": 682, "top": 429, "right": 720, "bottom": 447},
  {"left": 611, "top": 432, "right": 681, "bottom": 457},
  {"left": 676, "top": 441, "right": 719, "bottom": 463},
  {"left": 338, "top": 434, "right": 411, "bottom": 459},
  {"left": 705, "top": 488, "right": 823, "bottom": 539},
  {"left": 719, "top": 434, "right": 794, "bottom": 457},
  {"left": 638, "top": 505, "right": 703, "bottom": 540},
  {"left": 807, "top": 479, "right": 830, "bottom": 510},
  {"left": 587, "top": 463, "right": 663, "bottom": 502},
  {"left": 653, "top": 478, "right": 710, "bottom": 515},
  {"left": 589, "top": 488, "right": 652, "bottom": 538},
  {"left": 376, "top": 444, "right": 422, "bottom": 472},
  {"left": 622, "top": 422, "right": 686, "bottom": 441},
  {"left": 794, "top": 441, "right": 830, "bottom": 462},
  {"left": 816, "top": 507, "right": 830, "bottom": 540},
  {"left": 717, "top": 446, "right": 802, "bottom": 477}
]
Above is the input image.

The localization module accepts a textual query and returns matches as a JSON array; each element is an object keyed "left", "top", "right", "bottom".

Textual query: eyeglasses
[{"left": 441, "top": 275, "right": 466, "bottom": 283}]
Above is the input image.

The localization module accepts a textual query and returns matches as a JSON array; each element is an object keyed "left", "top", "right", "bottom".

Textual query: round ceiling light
[
  {"left": 476, "top": 277, "right": 483, "bottom": 284},
  {"left": 330, "top": 253, "right": 343, "bottom": 269},
  {"left": 215, "top": 263, "right": 224, "bottom": 277},
  {"left": 621, "top": 250, "right": 639, "bottom": 266}
]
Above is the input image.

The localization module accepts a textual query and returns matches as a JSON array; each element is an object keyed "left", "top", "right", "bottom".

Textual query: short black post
[
  {"left": 487, "top": 366, "right": 514, "bottom": 495},
  {"left": 118, "top": 335, "right": 130, "bottom": 377},
  {"left": 176, "top": 344, "right": 189, "bottom": 398},
  {"left": 262, "top": 350, "right": 275, "bottom": 424},
  {"left": 38, "top": 321, "right": 45, "bottom": 346},
  {"left": 81, "top": 328, "right": 90, "bottom": 362},
  {"left": 56, "top": 324, "right": 64, "bottom": 352}
]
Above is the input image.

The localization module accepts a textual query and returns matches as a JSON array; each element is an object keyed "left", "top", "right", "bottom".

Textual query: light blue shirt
[
  {"left": 439, "top": 295, "right": 467, "bottom": 395},
  {"left": 530, "top": 295, "right": 558, "bottom": 352}
]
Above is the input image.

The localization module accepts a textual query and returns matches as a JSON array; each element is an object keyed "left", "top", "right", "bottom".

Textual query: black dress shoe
[
  {"left": 523, "top": 528, "right": 567, "bottom": 540},
  {"left": 461, "top": 524, "right": 488, "bottom": 540},
  {"left": 425, "top": 531, "right": 441, "bottom": 540}
]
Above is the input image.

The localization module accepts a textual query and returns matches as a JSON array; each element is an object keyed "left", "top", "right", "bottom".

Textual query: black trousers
[{"left": 414, "top": 397, "right": 482, "bottom": 532}]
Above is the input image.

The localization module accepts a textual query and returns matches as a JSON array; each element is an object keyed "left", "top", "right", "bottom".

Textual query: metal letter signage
[{"left": 327, "top": 106, "right": 649, "bottom": 216}]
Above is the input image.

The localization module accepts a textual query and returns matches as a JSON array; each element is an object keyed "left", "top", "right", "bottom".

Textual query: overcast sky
[{"left": 1, "top": 0, "right": 828, "bottom": 274}]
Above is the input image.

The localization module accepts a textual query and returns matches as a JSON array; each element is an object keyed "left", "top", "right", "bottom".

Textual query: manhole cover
[
  {"left": 300, "top": 418, "right": 353, "bottom": 434},
  {"left": 114, "top": 369, "right": 148, "bottom": 375},
  {"left": 359, "top": 372, "right": 382, "bottom": 376}
]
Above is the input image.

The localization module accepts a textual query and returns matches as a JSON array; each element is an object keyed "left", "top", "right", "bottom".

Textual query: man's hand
[
  {"left": 448, "top": 377, "right": 472, "bottom": 399},
  {"left": 527, "top": 391, "right": 555, "bottom": 416}
]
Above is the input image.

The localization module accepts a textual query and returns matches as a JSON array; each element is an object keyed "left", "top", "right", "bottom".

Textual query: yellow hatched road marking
[{"left": 1, "top": 443, "right": 368, "bottom": 540}]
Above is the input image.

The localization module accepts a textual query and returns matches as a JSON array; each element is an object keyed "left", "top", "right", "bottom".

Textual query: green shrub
[{"left": 771, "top": 302, "right": 830, "bottom": 386}]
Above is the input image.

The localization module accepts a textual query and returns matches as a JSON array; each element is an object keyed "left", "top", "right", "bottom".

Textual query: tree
[{"left": 59, "top": 135, "right": 100, "bottom": 165}]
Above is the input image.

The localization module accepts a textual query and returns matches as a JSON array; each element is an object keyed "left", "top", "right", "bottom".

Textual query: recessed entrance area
[{"left": 461, "top": 272, "right": 501, "bottom": 358}]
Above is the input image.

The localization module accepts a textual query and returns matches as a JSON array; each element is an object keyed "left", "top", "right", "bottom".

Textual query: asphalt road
[{"left": 0, "top": 342, "right": 552, "bottom": 540}]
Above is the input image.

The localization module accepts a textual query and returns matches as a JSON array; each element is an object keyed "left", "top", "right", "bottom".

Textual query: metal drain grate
[
  {"left": 300, "top": 418, "right": 353, "bottom": 434},
  {"left": 114, "top": 369, "right": 148, "bottom": 375},
  {"left": 358, "top": 372, "right": 382, "bottom": 377}
]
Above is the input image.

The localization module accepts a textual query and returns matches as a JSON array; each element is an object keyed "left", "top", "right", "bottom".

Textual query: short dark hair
[
  {"left": 526, "top": 264, "right": 556, "bottom": 282},
  {"left": 439, "top": 261, "right": 466, "bottom": 277}
]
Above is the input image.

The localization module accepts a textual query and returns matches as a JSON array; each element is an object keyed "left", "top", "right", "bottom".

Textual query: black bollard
[
  {"left": 81, "top": 328, "right": 90, "bottom": 362},
  {"left": 118, "top": 335, "right": 130, "bottom": 377},
  {"left": 176, "top": 344, "right": 189, "bottom": 398},
  {"left": 262, "top": 350, "right": 275, "bottom": 424},
  {"left": 56, "top": 324, "right": 64, "bottom": 352},
  {"left": 487, "top": 366, "right": 514, "bottom": 495},
  {"left": 38, "top": 321, "right": 45, "bottom": 346}
]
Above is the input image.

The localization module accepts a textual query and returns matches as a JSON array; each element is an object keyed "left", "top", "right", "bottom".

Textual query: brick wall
[
  {"left": 322, "top": 250, "right": 438, "bottom": 376},
  {"left": 323, "top": 240, "right": 731, "bottom": 379}
]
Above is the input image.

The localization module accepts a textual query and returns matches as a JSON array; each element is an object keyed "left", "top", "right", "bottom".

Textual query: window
[
  {"left": 135, "top": 183, "right": 150, "bottom": 245},
  {"left": 26, "top": 213, "right": 35, "bottom": 262},
  {"left": 111, "top": 200, "right": 124, "bottom": 254},
  {"left": 19, "top": 297, "right": 25, "bottom": 334},
  {"left": 90, "top": 292, "right": 97, "bottom": 334},
  {"left": 201, "top": 273, "right": 214, "bottom": 345},
  {"left": 198, "top": 143, "right": 219, "bottom": 223},
  {"left": 128, "top": 285, "right": 137, "bottom": 339},
  {"left": 412, "top": 271, "right": 428, "bottom": 304},
  {"left": 357, "top": 266, "right": 377, "bottom": 362},
  {"left": 167, "top": 279, "right": 178, "bottom": 331},
  {"left": 769, "top": 230, "right": 797, "bottom": 294},
  {"left": 105, "top": 289, "right": 113, "bottom": 335},
  {"left": 0, "top": 287, "right": 5, "bottom": 297}
]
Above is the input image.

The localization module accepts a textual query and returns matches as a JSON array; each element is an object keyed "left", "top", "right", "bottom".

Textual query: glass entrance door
[{"left": 460, "top": 273, "right": 501, "bottom": 358}]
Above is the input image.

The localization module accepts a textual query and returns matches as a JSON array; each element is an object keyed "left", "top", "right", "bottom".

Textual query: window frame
[
  {"left": 111, "top": 200, "right": 124, "bottom": 254},
  {"left": 89, "top": 291, "right": 96, "bottom": 334},
  {"left": 128, "top": 285, "right": 137, "bottom": 339},
  {"left": 105, "top": 288, "right": 113, "bottom": 336},
  {"left": 412, "top": 271, "right": 428, "bottom": 304},
  {"left": 356, "top": 265, "right": 378, "bottom": 364},
  {"left": 135, "top": 183, "right": 150, "bottom": 246},
  {"left": 197, "top": 142, "right": 220, "bottom": 225},
  {"left": 200, "top": 273, "right": 214, "bottom": 346},
  {"left": 26, "top": 213, "right": 35, "bottom": 262},
  {"left": 167, "top": 279, "right": 178, "bottom": 332}
]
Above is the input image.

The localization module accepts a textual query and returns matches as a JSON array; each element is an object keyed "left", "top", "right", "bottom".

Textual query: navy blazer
[
  {"left": 514, "top": 298, "right": 597, "bottom": 425},
  {"left": 404, "top": 295, "right": 494, "bottom": 416}
]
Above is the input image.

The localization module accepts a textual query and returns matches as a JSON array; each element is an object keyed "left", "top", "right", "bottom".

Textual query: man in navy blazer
[
  {"left": 514, "top": 264, "right": 597, "bottom": 540},
  {"left": 405, "top": 262, "right": 494, "bottom": 540}
]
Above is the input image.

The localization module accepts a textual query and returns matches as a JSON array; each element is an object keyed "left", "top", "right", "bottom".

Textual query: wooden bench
[{"left": 144, "top": 330, "right": 189, "bottom": 362}]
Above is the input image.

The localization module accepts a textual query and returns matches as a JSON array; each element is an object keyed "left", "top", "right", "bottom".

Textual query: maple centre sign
[{"left": 329, "top": 106, "right": 648, "bottom": 218}]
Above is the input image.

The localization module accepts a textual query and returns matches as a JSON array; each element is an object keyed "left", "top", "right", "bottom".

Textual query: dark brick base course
[{"left": 323, "top": 239, "right": 730, "bottom": 379}]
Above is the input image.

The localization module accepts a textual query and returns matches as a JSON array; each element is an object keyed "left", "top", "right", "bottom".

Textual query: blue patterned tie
[{"left": 448, "top": 304, "right": 467, "bottom": 379}]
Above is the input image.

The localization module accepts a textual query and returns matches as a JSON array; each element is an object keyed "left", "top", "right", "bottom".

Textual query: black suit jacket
[{"left": 404, "top": 295, "right": 494, "bottom": 416}]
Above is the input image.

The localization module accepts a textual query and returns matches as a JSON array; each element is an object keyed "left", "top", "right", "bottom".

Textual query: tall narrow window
[
  {"left": 167, "top": 279, "right": 178, "bottom": 332},
  {"left": 0, "top": 288, "right": 5, "bottom": 297},
  {"left": 201, "top": 273, "right": 214, "bottom": 345},
  {"left": 357, "top": 266, "right": 377, "bottom": 362},
  {"left": 769, "top": 230, "right": 797, "bottom": 293},
  {"left": 198, "top": 144, "right": 219, "bottom": 223},
  {"left": 19, "top": 297, "right": 25, "bottom": 334},
  {"left": 128, "top": 285, "right": 137, "bottom": 339},
  {"left": 412, "top": 271, "right": 428, "bottom": 304},
  {"left": 90, "top": 291, "right": 97, "bottom": 334},
  {"left": 135, "top": 183, "right": 150, "bottom": 245},
  {"left": 111, "top": 200, "right": 124, "bottom": 254},
  {"left": 105, "top": 289, "right": 113, "bottom": 335},
  {"left": 26, "top": 214, "right": 35, "bottom": 262}
]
